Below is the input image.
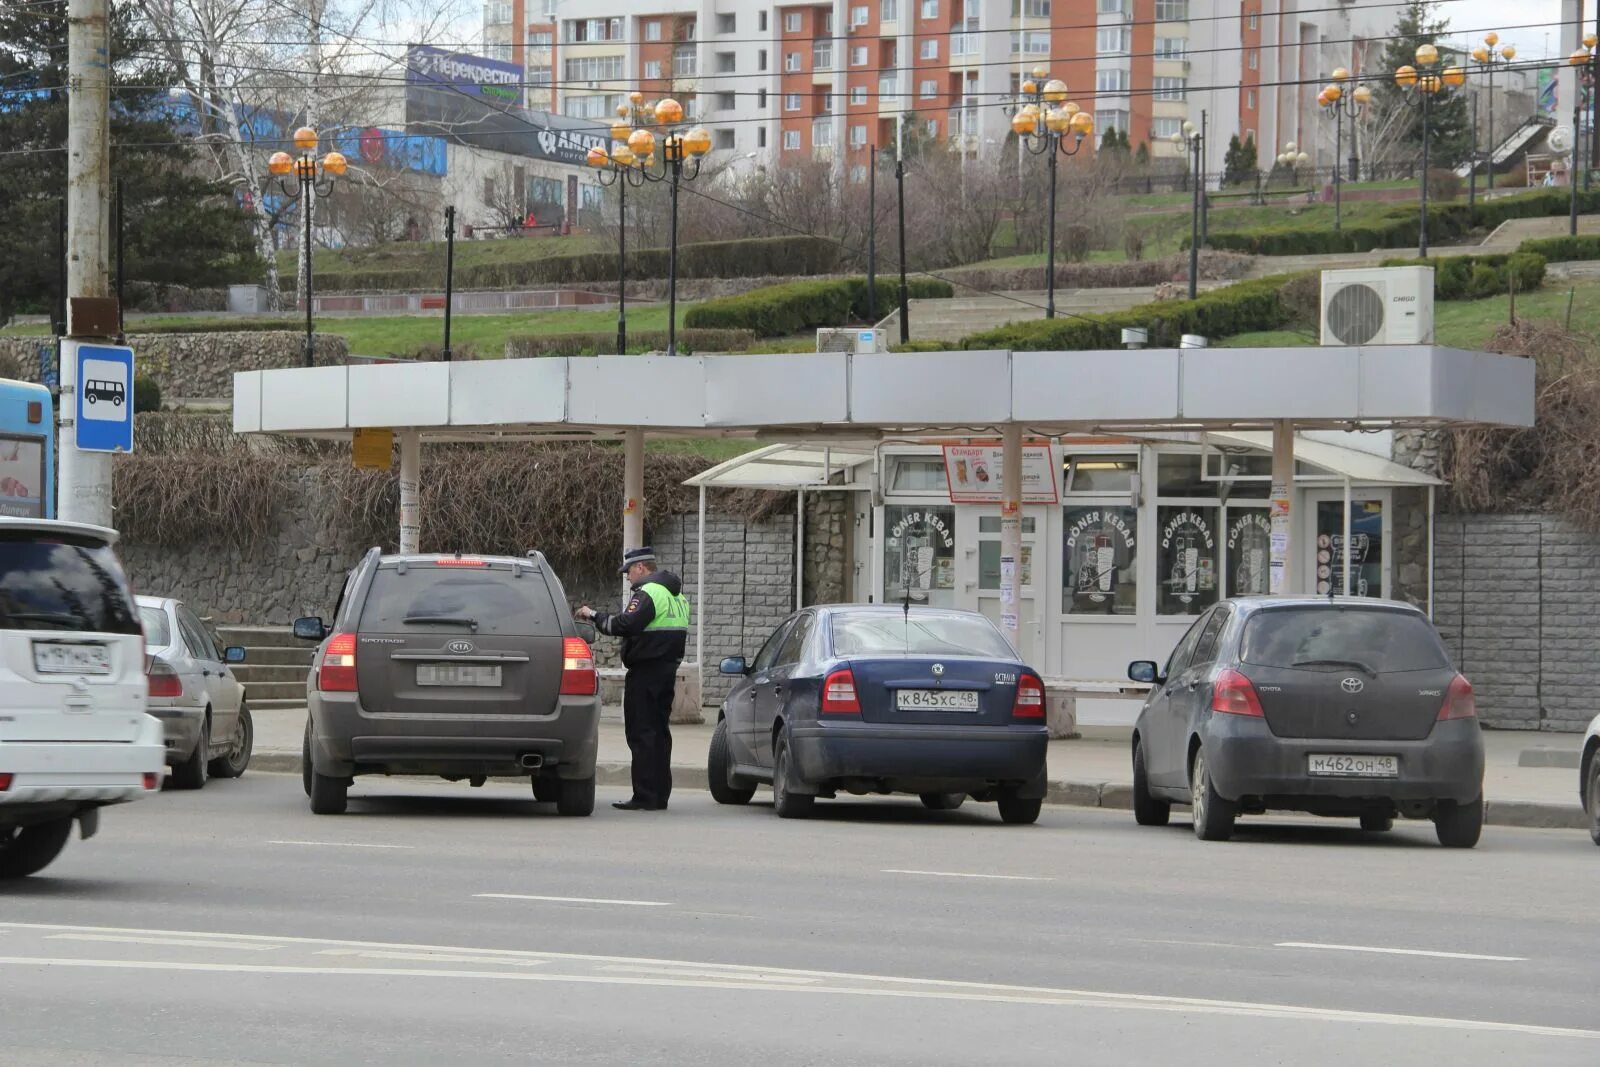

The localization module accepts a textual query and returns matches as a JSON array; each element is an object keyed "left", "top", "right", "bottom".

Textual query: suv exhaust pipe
[{"left": 518, "top": 754, "right": 544, "bottom": 770}]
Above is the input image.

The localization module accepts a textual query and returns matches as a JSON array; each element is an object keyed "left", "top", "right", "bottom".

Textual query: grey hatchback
[
  {"left": 1128, "top": 596, "right": 1485, "bottom": 848},
  {"left": 295, "top": 549, "right": 601, "bottom": 816}
]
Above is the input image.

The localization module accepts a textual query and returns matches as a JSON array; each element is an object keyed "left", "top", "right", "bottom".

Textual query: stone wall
[
  {"left": 0, "top": 332, "right": 349, "bottom": 403},
  {"left": 803, "top": 489, "right": 851, "bottom": 607}
]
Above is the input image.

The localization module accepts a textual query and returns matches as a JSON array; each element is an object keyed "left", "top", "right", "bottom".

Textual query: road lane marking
[
  {"left": 46, "top": 934, "right": 279, "bottom": 952},
  {"left": 1275, "top": 942, "right": 1528, "bottom": 963},
  {"left": 598, "top": 964, "right": 821, "bottom": 985},
  {"left": 881, "top": 869, "right": 1051, "bottom": 881},
  {"left": 316, "top": 949, "right": 547, "bottom": 967},
  {"left": 473, "top": 893, "right": 673, "bottom": 907},
  {"left": 269, "top": 840, "right": 416, "bottom": 850}
]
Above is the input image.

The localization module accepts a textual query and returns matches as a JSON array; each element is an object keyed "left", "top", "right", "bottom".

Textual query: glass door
[
  {"left": 962, "top": 509, "right": 1043, "bottom": 663},
  {"left": 1305, "top": 490, "right": 1389, "bottom": 598}
]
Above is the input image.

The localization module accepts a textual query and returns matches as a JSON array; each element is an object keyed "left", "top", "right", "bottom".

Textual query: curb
[{"left": 248, "top": 751, "right": 1587, "bottom": 829}]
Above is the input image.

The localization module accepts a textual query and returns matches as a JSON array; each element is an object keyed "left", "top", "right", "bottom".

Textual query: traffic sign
[{"left": 75, "top": 343, "right": 134, "bottom": 453}]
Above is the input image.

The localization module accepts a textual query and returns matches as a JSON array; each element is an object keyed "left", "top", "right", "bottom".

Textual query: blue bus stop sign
[{"left": 75, "top": 343, "right": 134, "bottom": 453}]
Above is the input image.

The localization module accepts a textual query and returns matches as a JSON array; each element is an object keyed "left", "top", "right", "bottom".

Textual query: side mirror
[
  {"left": 224, "top": 646, "right": 247, "bottom": 664},
  {"left": 719, "top": 656, "right": 749, "bottom": 676},
  {"left": 574, "top": 621, "right": 598, "bottom": 644},
  {"left": 293, "top": 616, "right": 327, "bottom": 642},
  {"left": 1128, "top": 660, "right": 1161, "bottom": 685}
]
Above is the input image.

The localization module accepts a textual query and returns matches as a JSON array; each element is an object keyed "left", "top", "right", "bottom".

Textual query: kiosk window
[
  {"left": 1156, "top": 505, "right": 1219, "bottom": 615},
  {"left": 1064, "top": 454, "right": 1137, "bottom": 494}
]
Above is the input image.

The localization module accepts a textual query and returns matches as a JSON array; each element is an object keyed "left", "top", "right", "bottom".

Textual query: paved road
[{"left": 2, "top": 772, "right": 1596, "bottom": 1065}]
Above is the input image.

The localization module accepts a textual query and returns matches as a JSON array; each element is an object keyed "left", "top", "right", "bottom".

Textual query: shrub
[
  {"left": 503, "top": 328, "right": 760, "bottom": 357},
  {"left": 128, "top": 319, "right": 300, "bottom": 335},
  {"left": 684, "top": 277, "right": 953, "bottom": 337},
  {"left": 1426, "top": 168, "right": 1463, "bottom": 202},
  {"left": 133, "top": 377, "right": 162, "bottom": 413},
  {"left": 1518, "top": 235, "right": 1600, "bottom": 261},
  {"left": 1378, "top": 252, "right": 1546, "bottom": 300}
]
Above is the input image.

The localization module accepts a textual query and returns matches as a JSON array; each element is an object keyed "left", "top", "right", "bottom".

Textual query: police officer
[{"left": 578, "top": 547, "right": 690, "bottom": 811}]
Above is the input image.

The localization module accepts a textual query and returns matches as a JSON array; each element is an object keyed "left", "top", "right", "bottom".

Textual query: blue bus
[{"left": 0, "top": 378, "right": 54, "bottom": 519}]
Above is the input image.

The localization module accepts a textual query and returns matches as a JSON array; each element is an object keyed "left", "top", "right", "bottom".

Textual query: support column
[
  {"left": 623, "top": 428, "right": 645, "bottom": 599},
  {"left": 999, "top": 423, "right": 1023, "bottom": 654},
  {"left": 795, "top": 488, "right": 806, "bottom": 611},
  {"left": 696, "top": 484, "right": 706, "bottom": 667},
  {"left": 1270, "top": 420, "right": 1295, "bottom": 594},
  {"left": 398, "top": 431, "right": 420, "bottom": 554}
]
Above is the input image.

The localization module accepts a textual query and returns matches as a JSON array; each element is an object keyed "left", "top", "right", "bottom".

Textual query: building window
[
  {"left": 759, "top": 49, "right": 768, "bottom": 70},
  {"left": 925, "top": 118, "right": 938, "bottom": 137},
  {"left": 919, "top": 79, "right": 938, "bottom": 98},
  {"left": 643, "top": 60, "right": 662, "bottom": 80},
  {"left": 1154, "top": 36, "right": 1186, "bottom": 59},
  {"left": 1096, "top": 0, "right": 1124, "bottom": 11},
  {"left": 1094, "top": 109, "right": 1129, "bottom": 134},
  {"left": 564, "top": 55, "right": 626, "bottom": 81},
  {"left": 644, "top": 19, "right": 661, "bottom": 41},
  {"left": 881, "top": 0, "right": 899, "bottom": 20},
  {"left": 1154, "top": 0, "right": 1187, "bottom": 20},
  {"left": 920, "top": 38, "right": 938, "bottom": 59},
  {"left": 1157, "top": 507, "right": 1221, "bottom": 616},
  {"left": 852, "top": 45, "right": 869, "bottom": 65},
  {"left": 717, "top": 52, "right": 736, "bottom": 73},
  {"left": 716, "top": 91, "right": 736, "bottom": 109},
  {"left": 824, "top": 11, "right": 834, "bottom": 31},
  {"left": 850, "top": 123, "right": 867, "bottom": 145},
  {"left": 715, "top": 128, "right": 736, "bottom": 149},
  {"left": 528, "top": 31, "right": 553, "bottom": 46},
  {"left": 758, "top": 88, "right": 769, "bottom": 108},
  {"left": 1095, "top": 68, "right": 1130, "bottom": 94},
  {"left": 819, "top": 92, "right": 834, "bottom": 112},
  {"left": 784, "top": 92, "right": 802, "bottom": 111},
  {"left": 1096, "top": 26, "right": 1130, "bottom": 54},
  {"left": 783, "top": 129, "right": 801, "bottom": 150},
  {"left": 759, "top": 10, "right": 768, "bottom": 31},
  {"left": 563, "top": 94, "right": 626, "bottom": 119},
  {"left": 814, "top": 42, "right": 833, "bottom": 69},
  {"left": 1246, "top": 89, "right": 1256, "bottom": 109},
  {"left": 1153, "top": 116, "right": 1183, "bottom": 139},
  {"left": 716, "top": 12, "right": 735, "bottom": 33},
  {"left": 849, "top": 164, "right": 868, "bottom": 183},
  {"left": 1227, "top": 508, "right": 1271, "bottom": 597},
  {"left": 1064, "top": 453, "right": 1137, "bottom": 494},
  {"left": 852, "top": 4, "right": 869, "bottom": 25},
  {"left": 1064, "top": 506, "right": 1138, "bottom": 616},
  {"left": 1248, "top": 11, "right": 1258, "bottom": 29},
  {"left": 920, "top": 0, "right": 937, "bottom": 18},
  {"left": 1153, "top": 76, "right": 1186, "bottom": 100},
  {"left": 1248, "top": 49, "right": 1259, "bottom": 70},
  {"left": 786, "top": 52, "right": 803, "bottom": 72},
  {"left": 850, "top": 85, "right": 868, "bottom": 104},
  {"left": 758, "top": 126, "right": 767, "bottom": 147},
  {"left": 812, "top": 118, "right": 833, "bottom": 147},
  {"left": 785, "top": 11, "right": 802, "bottom": 32},
  {"left": 1012, "top": 0, "right": 1050, "bottom": 15},
  {"left": 672, "top": 44, "right": 697, "bottom": 75},
  {"left": 1010, "top": 30, "right": 1049, "bottom": 54},
  {"left": 884, "top": 506, "right": 957, "bottom": 608}
]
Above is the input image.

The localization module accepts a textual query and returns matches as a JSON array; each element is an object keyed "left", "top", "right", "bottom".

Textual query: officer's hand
[{"left": 575, "top": 605, "right": 596, "bottom": 621}]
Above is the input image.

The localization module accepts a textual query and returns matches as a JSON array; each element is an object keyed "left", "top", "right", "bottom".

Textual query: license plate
[
  {"left": 33, "top": 641, "right": 110, "bottom": 675},
  {"left": 896, "top": 688, "right": 980, "bottom": 711},
  {"left": 1307, "top": 753, "right": 1399, "bottom": 778},
  {"left": 416, "top": 663, "right": 502, "bottom": 688}
]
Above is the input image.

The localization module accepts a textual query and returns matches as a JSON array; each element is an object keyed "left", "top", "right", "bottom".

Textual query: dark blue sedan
[{"left": 707, "top": 605, "right": 1050, "bottom": 823}]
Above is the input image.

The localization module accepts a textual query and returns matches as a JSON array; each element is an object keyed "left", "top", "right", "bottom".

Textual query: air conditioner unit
[
  {"left": 1319, "top": 266, "right": 1434, "bottom": 346},
  {"left": 817, "top": 327, "right": 886, "bottom": 354}
]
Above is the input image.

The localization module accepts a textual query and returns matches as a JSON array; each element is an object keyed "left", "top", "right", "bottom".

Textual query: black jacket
[{"left": 595, "top": 570, "right": 687, "bottom": 668}]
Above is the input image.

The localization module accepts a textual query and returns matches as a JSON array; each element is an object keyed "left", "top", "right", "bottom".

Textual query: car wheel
[
  {"left": 1132, "top": 741, "right": 1171, "bottom": 827},
  {"left": 556, "top": 775, "right": 596, "bottom": 817},
  {"left": 169, "top": 716, "right": 209, "bottom": 791},
  {"left": 301, "top": 719, "right": 314, "bottom": 798},
  {"left": 309, "top": 770, "right": 349, "bottom": 815},
  {"left": 1588, "top": 760, "right": 1600, "bottom": 848},
  {"left": 1360, "top": 813, "right": 1394, "bottom": 832},
  {"left": 1190, "top": 747, "right": 1236, "bottom": 842},
  {"left": 0, "top": 818, "right": 74, "bottom": 879},
  {"left": 532, "top": 776, "right": 560, "bottom": 804},
  {"left": 920, "top": 792, "right": 966, "bottom": 811},
  {"left": 209, "top": 706, "right": 253, "bottom": 779},
  {"left": 708, "top": 719, "right": 756, "bottom": 806},
  {"left": 1433, "top": 795, "right": 1483, "bottom": 849},
  {"left": 771, "top": 736, "right": 814, "bottom": 819}
]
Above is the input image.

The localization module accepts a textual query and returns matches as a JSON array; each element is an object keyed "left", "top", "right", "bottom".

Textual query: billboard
[
  {"left": 405, "top": 84, "right": 609, "bottom": 167},
  {"left": 1538, "top": 67, "right": 1559, "bottom": 120},
  {"left": 0, "top": 435, "right": 47, "bottom": 518},
  {"left": 406, "top": 45, "right": 524, "bottom": 107}
]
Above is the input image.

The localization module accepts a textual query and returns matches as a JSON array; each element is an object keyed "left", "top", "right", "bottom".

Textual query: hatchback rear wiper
[
  {"left": 403, "top": 615, "right": 479, "bottom": 631},
  {"left": 1291, "top": 658, "right": 1375, "bottom": 675},
  {"left": 4, "top": 611, "right": 90, "bottom": 629}
]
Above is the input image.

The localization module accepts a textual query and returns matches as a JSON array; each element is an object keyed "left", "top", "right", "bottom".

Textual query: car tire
[
  {"left": 1132, "top": 741, "right": 1171, "bottom": 827},
  {"left": 1588, "top": 759, "right": 1600, "bottom": 848},
  {"left": 996, "top": 792, "right": 1042, "bottom": 825},
  {"left": 1433, "top": 794, "right": 1483, "bottom": 849},
  {"left": 1359, "top": 813, "right": 1394, "bottom": 832},
  {"left": 532, "top": 777, "right": 560, "bottom": 804},
  {"left": 771, "top": 736, "right": 814, "bottom": 819},
  {"left": 309, "top": 770, "right": 349, "bottom": 815},
  {"left": 169, "top": 716, "right": 209, "bottom": 791},
  {"left": 708, "top": 719, "right": 756, "bottom": 806},
  {"left": 556, "top": 775, "right": 596, "bottom": 817},
  {"left": 920, "top": 792, "right": 966, "bottom": 811},
  {"left": 209, "top": 706, "right": 253, "bottom": 779},
  {"left": 301, "top": 719, "right": 314, "bottom": 798},
  {"left": 1190, "top": 747, "right": 1236, "bottom": 842},
  {"left": 0, "top": 818, "right": 74, "bottom": 879}
]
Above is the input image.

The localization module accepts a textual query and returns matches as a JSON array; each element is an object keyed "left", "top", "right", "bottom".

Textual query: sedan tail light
[
  {"left": 1211, "top": 668, "right": 1265, "bottom": 717},
  {"left": 821, "top": 668, "right": 861, "bottom": 715},
  {"left": 146, "top": 660, "right": 183, "bottom": 699},
  {"left": 317, "top": 633, "right": 359, "bottom": 692},
  {"left": 1011, "top": 673, "right": 1046, "bottom": 720},
  {"left": 1437, "top": 674, "right": 1476, "bottom": 721},
  {"left": 560, "top": 637, "right": 598, "bottom": 696},
  {"left": 0, "top": 773, "right": 12, "bottom": 791}
]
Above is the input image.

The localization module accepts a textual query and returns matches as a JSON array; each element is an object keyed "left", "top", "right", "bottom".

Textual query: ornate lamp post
[
  {"left": 1172, "top": 117, "right": 1206, "bottom": 299},
  {"left": 1317, "top": 71, "right": 1372, "bottom": 231},
  {"left": 1469, "top": 33, "right": 1516, "bottom": 194},
  {"left": 587, "top": 91, "right": 711, "bottom": 357},
  {"left": 1569, "top": 38, "right": 1596, "bottom": 234},
  {"left": 1003, "top": 66, "right": 1094, "bottom": 320},
  {"left": 268, "top": 127, "right": 346, "bottom": 368},
  {"left": 1392, "top": 44, "right": 1463, "bottom": 257}
]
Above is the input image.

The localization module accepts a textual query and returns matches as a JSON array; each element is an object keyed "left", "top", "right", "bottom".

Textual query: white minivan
[{"left": 0, "top": 518, "right": 164, "bottom": 878}]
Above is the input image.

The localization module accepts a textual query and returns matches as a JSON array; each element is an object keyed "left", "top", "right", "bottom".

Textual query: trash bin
[{"left": 227, "top": 285, "right": 269, "bottom": 314}]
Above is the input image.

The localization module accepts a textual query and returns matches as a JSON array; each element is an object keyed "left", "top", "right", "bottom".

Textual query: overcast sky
[{"left": 1434, "top": 0, "right": 1569, "bottom": 58}]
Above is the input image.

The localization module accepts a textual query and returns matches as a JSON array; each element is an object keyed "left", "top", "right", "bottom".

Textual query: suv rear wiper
[
  {"left": 4, "top": 611, "right": 90, "bottom": 629},
  {"left": 1291, "top": 658, "right": 1375, "bottom": 675},
  {"left": 403, "top": 615, "right": 479, "bottom": 631}
]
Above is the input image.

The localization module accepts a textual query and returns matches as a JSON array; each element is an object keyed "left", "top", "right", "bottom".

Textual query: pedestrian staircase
[{"left": 216, "top": 626, "right": 314, "bottom": 712}]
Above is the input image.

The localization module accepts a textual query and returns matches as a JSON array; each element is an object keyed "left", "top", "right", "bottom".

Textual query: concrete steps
[{"left": 218, "top": 626, "right": 313, "bottom": 709}]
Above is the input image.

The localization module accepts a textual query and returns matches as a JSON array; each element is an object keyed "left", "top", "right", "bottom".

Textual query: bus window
[{"left": 0, "top": 378, "right": 54, "bottom": 519}]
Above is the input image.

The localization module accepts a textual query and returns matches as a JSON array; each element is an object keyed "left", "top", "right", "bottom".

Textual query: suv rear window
[
  {"left": 1241, "top": 607, "right": 1449, "bottom": 674},
  {"left": 357, "top": 563, "right": 562, "bottom": 637},
  {"left": 0, "top": 532, "right": 141, "bottom": 635}
]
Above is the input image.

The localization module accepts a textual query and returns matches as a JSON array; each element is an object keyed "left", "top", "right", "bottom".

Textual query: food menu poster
[{"left": 942, "top": 445, "right": 1059, "bottom": 504}]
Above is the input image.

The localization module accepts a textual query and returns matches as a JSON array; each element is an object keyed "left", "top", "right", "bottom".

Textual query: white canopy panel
[{"left": 683, "top": 444, "right": 878, "bottom": 490}]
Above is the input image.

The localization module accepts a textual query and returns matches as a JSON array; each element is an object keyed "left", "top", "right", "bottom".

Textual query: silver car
[{"left": 137, "top": 596, "right": 252, "bottom": 790}]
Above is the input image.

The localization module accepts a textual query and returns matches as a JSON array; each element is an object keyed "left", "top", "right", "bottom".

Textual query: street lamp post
[
  {"left": 1173, "top": 118, "right": 1206, "bottom": 299},
  {"left": 1469, "top": 33, "right": 1515, "bottom": 196},
  {"left": 1004, "top": 66, "right": 1094, "bottom": 320},
  {"left": 1318, "top": 70, "right": 1371, "bottom": 231},
  {"left": 1391, "top": 45, "right": 1463, "bottom": 257},
  {"left": 267, "top": 127, "right": 346, "bottom": 368},
  {"left": 1568, "top": 40, "right": 1596, "bottom": 235},
  {"left": 587, "top": 92, "right": 712, "bottom": 356}
]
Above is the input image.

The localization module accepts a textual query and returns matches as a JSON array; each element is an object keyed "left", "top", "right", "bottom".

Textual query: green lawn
[
  {"left": 276, "top": 233, "right": 609, "bottom": 279},
  {"left": 329, "top": 305, "right": 679, "bottom": 357}
]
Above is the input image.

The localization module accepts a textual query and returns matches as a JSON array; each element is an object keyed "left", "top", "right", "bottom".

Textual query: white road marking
[
  {"left": 598, "top": 964, "right": 821, "bottom": 985},
  {"left": 473, "top": 893, "right": 673, "bottom": 908},
  {"left": 46, "top": 934, "right": 278, "bottom": 952},
  {"left": 269, "top": 840, "right": 416, "bottom": 850},
  {"left": 316, "top": 949, "right": 547, "bottom": 967},
  {"left": 1275, "top": 942, "right": 1528, "bottom": 963},
  {"left": 881, "top": 869, "right": 1051, "bottom": 881}
]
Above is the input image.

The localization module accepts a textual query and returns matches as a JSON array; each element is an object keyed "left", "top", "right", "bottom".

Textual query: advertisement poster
[
  {"left": 405, "top": 45, "right": 524, "bottom": 106},
  {"left": 1063, "top": 506, "right": 1137, "bottom": 615},
  {"left": 1157, "top": 506, "right": 1218, "bottom": 614},
  {"left": 1227, "top": 510, "right": 1272, "bottom": 596},
  {"left": 1268, "top": 483, "right": 1291, "bottom": 595},
  {"left": 943, "top": 445, "right": 1059, "bottom": 504},
  {"left": 0, "top": 435, "right": 46, "bottom": 518},
  {"left": 1539, "top": 67, "right": 1558, "bottom": 120}
]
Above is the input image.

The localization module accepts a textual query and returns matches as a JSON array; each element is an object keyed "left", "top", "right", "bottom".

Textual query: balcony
[{"left": 951, "top": 33, "right": 980, "bottom": 57}]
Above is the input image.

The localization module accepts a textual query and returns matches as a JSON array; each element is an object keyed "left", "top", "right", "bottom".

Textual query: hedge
[
  {"left": 1378, "top": 253, "right": 1546, "bottom": 300},
  {"left": 958, "top": 273, "right": 1306, "bottom": 351},
  {"left": 129, "top": 319, "right": 300, "bottom": 334},
  {"left": 503, "top": 328, "right": 760, "bottom": 357},
  {"left": 684, "top": 277, "right": 954, "bottom": 337},
  {"left": 1517, "top": 234, "right": 1600, "bottom": 262}
]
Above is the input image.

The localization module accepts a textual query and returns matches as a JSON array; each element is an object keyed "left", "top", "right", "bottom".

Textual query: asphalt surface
[{"left": 2, "top": 771, "right": 1597, "bottom": 1066}]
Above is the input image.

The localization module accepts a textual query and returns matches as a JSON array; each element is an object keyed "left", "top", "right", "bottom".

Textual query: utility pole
[
  {"left": 867, "top": 145, "right": 877, "bottom": 323},
  {"left": 59, "top": 0, "right": 115, "bottom": 528}
]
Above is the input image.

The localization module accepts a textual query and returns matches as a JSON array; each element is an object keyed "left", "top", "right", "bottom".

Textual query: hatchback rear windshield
[
  {"left": 1241, "top": 607, "right": 1449, "bottom": 674},
  {"left": 830, "top": 612, "right": 1015, "bottom": 658},
  {"left": 139, "top": 605, "right": 172, "bottom": 646},
  {"left": 358, "top": 564, "right": 562, "bottom": 636},
  {"left": 0, "top": 532, "right": 141, "bottom": 635}
]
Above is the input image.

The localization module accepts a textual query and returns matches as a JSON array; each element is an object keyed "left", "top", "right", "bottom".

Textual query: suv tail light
[
  {"left": 560, "top": 637, "right": 598, "bottom": 696},
  {"left": 0, "top": 773, "right": 12, "bottom": 791},
  {"left": 1211, "top": 668, "right": 1265, "bottom": 717},
  {"left": 1012, "top": 674, "right": 1046, "bottom": 720},
  {"left": 318, "top": 633, "right": 359, "bottom": 692},
  {"left": 146, "top": 660, "right": 183, "bottom": 699},
  {"left": 1438, "top": 674, "right": 1476, "bottom": 721},
  {"left": 821, "top": 668, "right": 861, "bottom": 715}
]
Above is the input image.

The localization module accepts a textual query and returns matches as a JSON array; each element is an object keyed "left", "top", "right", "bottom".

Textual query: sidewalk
[{"left": 248, "top": 708, "right": 1588, "bottom": 830}]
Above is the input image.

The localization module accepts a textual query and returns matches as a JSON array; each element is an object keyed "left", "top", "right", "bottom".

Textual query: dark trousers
[{"left": 623, "top": 659, "right": 677, "bottom": 807}]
